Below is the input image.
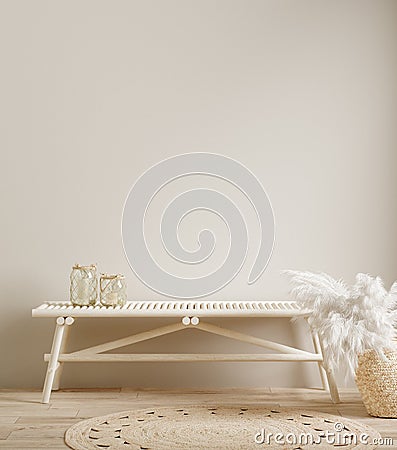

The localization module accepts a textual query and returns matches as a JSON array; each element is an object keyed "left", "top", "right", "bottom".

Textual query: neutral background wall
[{"left": 1, "top": 0, "right": 396, "bottom": 389}]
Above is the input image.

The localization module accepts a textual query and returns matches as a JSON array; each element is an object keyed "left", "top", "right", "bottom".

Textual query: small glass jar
[
  {"left": 100, "top": 274, "right": 127, "bottom": 307},
  {"left": 70, "top": 264, "right": 98, "bottom": 306}
]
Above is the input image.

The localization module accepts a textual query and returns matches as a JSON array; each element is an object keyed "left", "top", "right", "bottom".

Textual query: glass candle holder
[
  {"left": 70, "top": 264, "right": 98, "bottom": 306},
  {"left": 100, "top": 274, "right": 127, "bottom": 307}
]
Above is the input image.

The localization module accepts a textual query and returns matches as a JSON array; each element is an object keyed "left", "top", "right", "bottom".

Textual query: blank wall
[{"left": 1, "top": 0, "right": 396, "bottom": 388}]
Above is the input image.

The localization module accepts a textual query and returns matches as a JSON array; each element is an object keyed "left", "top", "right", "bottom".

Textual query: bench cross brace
[{"left": 41, "top": 315, "right": 340, "bottom": 404}]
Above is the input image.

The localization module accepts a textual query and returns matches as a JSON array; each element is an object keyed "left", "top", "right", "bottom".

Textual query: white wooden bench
[{"left": 32, "top": 300, "right": 340, "bottom": 404}]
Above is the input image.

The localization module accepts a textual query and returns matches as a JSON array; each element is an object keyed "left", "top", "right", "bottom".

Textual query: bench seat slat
[{"left": 32, "top": 301, "right": 309, "bottom": 318}]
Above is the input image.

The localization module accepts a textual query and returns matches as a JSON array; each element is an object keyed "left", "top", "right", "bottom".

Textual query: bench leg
[
  {"left": 325, "top": 366, "right": 340, "bottom": 404},
  {"left": 41, "top": 318, "right": 68, "bottom": 404},
  {"left": 52, "top": 318, "right": 72, "bottom": 391},
  {"left": 315, "top": 332, "right": 340, "bottom": 404},
  {"left": 311, "top": 331, "right": 329, "bottom": 391}
]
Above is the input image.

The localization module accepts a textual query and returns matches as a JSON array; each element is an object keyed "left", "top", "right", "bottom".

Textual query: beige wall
[{"left": 1, "top": 0, "right": 396, "bottom": 389}]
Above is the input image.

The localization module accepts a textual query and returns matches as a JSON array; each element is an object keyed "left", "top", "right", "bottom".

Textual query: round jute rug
[{"left": 65, "top": 406, "right": 381, "bottom": 449}]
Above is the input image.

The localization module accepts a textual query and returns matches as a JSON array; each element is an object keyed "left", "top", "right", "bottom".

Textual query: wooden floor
[{"left": 0, "top": 388, "right": 396, "bottom": 449}]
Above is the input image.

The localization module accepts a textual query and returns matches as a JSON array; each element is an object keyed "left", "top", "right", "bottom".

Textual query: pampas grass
[{"left": 284, "top": 271, "right": 397, "bottom": 375}]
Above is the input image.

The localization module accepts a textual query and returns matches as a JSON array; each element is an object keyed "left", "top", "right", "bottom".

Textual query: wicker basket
[{"left": 355, "top": 348, "right": 397, "bottom": 418}]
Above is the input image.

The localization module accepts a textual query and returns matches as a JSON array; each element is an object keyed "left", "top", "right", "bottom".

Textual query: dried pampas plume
[{"left": 284, "top": 271, "right": 397, "bottom": 375}]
